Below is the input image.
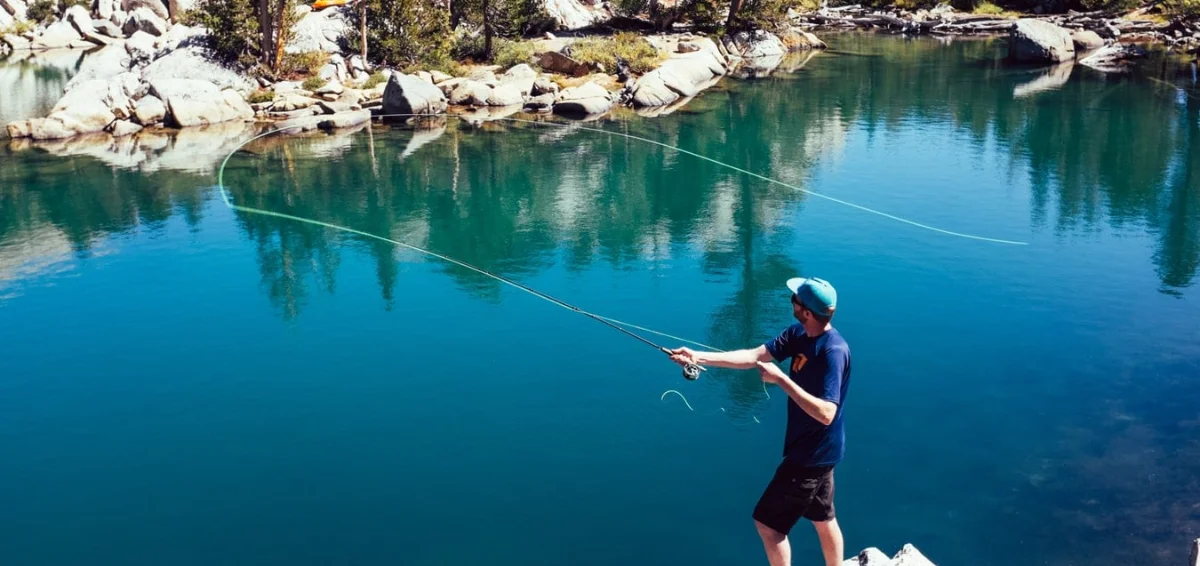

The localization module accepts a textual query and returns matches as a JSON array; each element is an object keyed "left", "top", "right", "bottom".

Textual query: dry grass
[{"left": 569, "top": 32, "right": 664, "bottom": 75}]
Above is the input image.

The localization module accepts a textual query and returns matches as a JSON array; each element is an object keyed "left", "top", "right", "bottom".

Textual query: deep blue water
[{"left": 2, "top": 33, "right": 1199, "bottom": 566}]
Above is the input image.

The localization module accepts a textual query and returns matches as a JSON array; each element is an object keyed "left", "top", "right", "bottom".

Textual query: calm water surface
[{"left": 2, "top": 33, "right": 1198, "bottom": 566}]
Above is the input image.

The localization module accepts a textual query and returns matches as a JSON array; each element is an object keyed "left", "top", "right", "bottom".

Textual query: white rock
[
  {"left": 1, "top": 0, "right": 28, "bottom": 22},
  {"left": 93, "top": 19, "right": 122, "bottom": 38},
  {"left": 381, "top": 72, "right": 446, "bottom": 115},
  {"left": 430, "top": 70, "right": 452, "bottom": 84},
  {"left": 134, "top": 94, "right": 166, "bottom": 124},
  {"left": 349, "top": 54, "right": 366, "bottom": 72},
  {"left": 151, "top": 79, "right": 253, "bottom": 127},
  {"left": 436, "top": 77, "right": 465, "bottom": 97},
  {"left": 96, "top": 0, "right": 116, "bottom": 20},
  {"left": 31, "top": 20, "right": 88, "bottom": 50},
  {"left": 542, "top": 0, "right": 611, "bottom": 30},
  {"left": 532, "top": 77, "right": 558, "bottom": 96},
  {"left": 166, "top": 0, "right": 198, "bottom": 21},
  {"left": 125, "top": 29, "right": 158, "bottom": 63},
  {"left": 318, "top": 109, "right": 370, "bottom": 130},
  {"left": 122, "top": 0, "right": 168, "bottom": 21},
  {"left": 7, "top": 79, "right": 117, "bottom": 139},
  {"left": 314, "top": 79, "right": 343, "bottom": 95},
  {"left": 141, "top": 44, "right": 255, "bottom": 92},
  {"left": 64, "top": 44, "right": 131, "bottom": 92},
  {"left": 155, "top": 23, "right": 203, "bottom": 52},
  {"left": 65, "top": 5, "right": 98, "bottom": 38},
  {"left": 449, "top": 80, "right": 491, "bottom": 106},
  {"left": 486, "top": 83, "right": 523, "bottom": 106},
  {"left": 553, "top": 82, "right": 612, "bottom": 117},
  {"left": 0, "top": 8, "right": 12, "bottom": 29},
  {"left": 272, "top": 93, "right": 318, "bottom": 111},
  {"left": 1071, "top": 30, "right": 1105, "bottom": 51},
  {"left": 1009, "top": 19, "right": 1074, "bottom": 63},
  {"left": 631, "top": 37, "right": 726, "bottom": 107},
  {"left": 109, "top": 119, "right": 143, "bottom": 136},
  {"left": 892, "top": 544, "right": 935, "bottom": 566},
  {"left": 318, "top": 63, "right": 338, "bottom": 81},
  {"left": 723, "top": 30, "right": 785, "bottom": 59},
  {"left": 286, "top": 5, "right": 347, "bottom": 54},
  {"left": 123, "top": 6, "right": 168, "bottom": 36},
  {"left": 842, "top": 547, "right": 893, "bottom": 565}
]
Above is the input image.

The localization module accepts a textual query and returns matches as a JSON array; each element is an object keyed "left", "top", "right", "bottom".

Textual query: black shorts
[{"left": 752, "top": 459, "right": 835, "bottom": 534}]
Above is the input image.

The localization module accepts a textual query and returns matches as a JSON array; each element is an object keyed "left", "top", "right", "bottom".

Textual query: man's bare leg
[
  {"left": 755, "top": 520, "right": 791, "bottom": 566},
  {"left": 812, "top": 518, "right": 844, "bottom": 566}
]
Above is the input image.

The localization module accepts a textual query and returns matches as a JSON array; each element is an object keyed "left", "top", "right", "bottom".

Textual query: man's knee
[{"left": 755, "top": 519, "right": 786, "bottom": 543}]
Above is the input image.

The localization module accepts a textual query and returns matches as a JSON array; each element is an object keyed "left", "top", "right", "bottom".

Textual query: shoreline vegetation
[{"left": 1, "top": 0, "right": 1198, "bottom": 142}]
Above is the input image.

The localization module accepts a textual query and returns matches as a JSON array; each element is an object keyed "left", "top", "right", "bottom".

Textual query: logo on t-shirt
[{"left": 790, "top": 354, "right": 808, "bottom": 374}]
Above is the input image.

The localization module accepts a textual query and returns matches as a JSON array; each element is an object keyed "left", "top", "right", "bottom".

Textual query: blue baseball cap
[{"left": 787, "top": 277, "right": 837, "bottom": 316}]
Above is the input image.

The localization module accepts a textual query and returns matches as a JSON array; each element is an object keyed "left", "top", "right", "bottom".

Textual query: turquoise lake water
[{"left": 2, "top": 33, "right": 1199, "bottom": 566}]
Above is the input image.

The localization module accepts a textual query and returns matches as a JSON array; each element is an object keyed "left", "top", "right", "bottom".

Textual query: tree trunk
[
  {"left": 273, "top": 0, "right": 288, "bottom": 73},
  {"left": 726, "top": 0, "right": 744, "bottom": 30},
  {"left": 483, "top": 0, "right": 493, "bottom": 59},
  {"left": 259, "top": 0, "right": 273, "bottom": 68},
  {"left": 359, "top": 0, "right": 367, "bottom": 64}
]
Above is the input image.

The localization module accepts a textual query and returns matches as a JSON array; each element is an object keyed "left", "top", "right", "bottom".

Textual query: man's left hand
[{"left": 756, "top": 361, "right": 788, "bottom": 385}]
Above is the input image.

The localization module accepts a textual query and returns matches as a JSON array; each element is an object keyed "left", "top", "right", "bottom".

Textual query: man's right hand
[{"left": 668, "top": 347, "right": 698, "bottom": 366}]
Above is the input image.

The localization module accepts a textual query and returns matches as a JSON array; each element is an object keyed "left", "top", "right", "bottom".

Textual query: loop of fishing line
[{"left": 215, "top": 111, "right": 1027, "bottom": 424}]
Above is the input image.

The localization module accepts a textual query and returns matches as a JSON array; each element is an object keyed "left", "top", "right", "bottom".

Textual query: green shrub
[
  {"left": 280, "top": 50, "right": 329, "bottom": 79},
  {"left": 26, "top": 0, "right": 56, "bottom": 23},
  {"left": 347, "top": 0, "right": 452, "bottom": 68},
  {"left": 493, "top": 39, "right": 534, "bottom": 68},
  {"left": 362, "top": 71, "right": 388, "bottom": 89},
  {"left": 569, "top": 32, "right": 663, "bottom": 74},
  {"left": 302, "top": 76, "right": 326, "bottom": 91},
  {"left": 1164, "top": 0, "right": 1200, "bottom": 16},
  {"left": 1, "top": 20, "right": 35, "bottom": 35},
  {"left": 1078, "top": 0, "right": 1140, "bottom": 11},
  {"left": 451, "top": 28, "right": 487, "bottom": 62},
  {"left": 973, "top": 0, "right": 1005, "bottom": 13},
  {"left": 190, "top": 0, "right": 259, "bottom": 68},
  {"left": 247, "top": 89, "right": 275, "bottom": 104}
]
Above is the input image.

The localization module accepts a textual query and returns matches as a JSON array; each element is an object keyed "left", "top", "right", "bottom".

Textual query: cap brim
[{"left": 786, "top": 277, "right": 808, "bottom": 296}]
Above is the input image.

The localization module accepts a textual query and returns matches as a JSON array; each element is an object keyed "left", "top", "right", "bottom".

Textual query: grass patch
[
  {"left": 493, "top": 40, "right": 535, "bottom": 69},
  {"left": 362, "top": 71, "right": 387, "bottom": 89},
  {"left": 1163, "top": 0, "right": 1200, "bottom": 17},
  {"left": 247, "top": 89, "right": 275, "bottom": 104},
  {"left": 972, "top": 1, "right": 1005, "bottom": 14},
  {"left": 280, "top": 51, "right": 330, "bottom": 80},
  {"left": 569, "top": 32, "right": 663, "bottom": 75},
  {"left": 301, "top": 76, "right": 326, "bottom": 91},
  {"left": 1, "top": 20, "right": 34, "bottom": 35}
]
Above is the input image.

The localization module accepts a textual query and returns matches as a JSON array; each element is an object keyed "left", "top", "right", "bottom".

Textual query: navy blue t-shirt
[{"left": 763, "top": 325, "right": 851, "bottom": 467}]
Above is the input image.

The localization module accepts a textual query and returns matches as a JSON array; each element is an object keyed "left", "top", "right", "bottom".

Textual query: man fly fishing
[{"left": 668, "top": 276, "right": 851, "bottom": 566}]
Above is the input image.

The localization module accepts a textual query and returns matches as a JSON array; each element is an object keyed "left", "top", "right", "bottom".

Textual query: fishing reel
[{"left": 681, "top": 363, "right": 703, "bottom": 381}]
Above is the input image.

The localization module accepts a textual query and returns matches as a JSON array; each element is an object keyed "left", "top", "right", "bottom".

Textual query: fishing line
[{"left": 216, "top": 108, "right": 1016, "bottom": 421}]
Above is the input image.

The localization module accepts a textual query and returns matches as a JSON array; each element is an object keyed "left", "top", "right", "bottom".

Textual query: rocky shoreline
[
  {"left": 797, "top": 3, "right": 1200, "bottom": 52},
  {"left": 1, "top": 0, "right": 833, "bottom": 142},
  {"left": 7, "top": 0, "right": 1194, "bottom": 144}
]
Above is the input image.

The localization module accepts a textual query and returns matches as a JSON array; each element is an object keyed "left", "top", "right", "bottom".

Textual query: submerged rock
[{"left": 1010, "top": 19, "right": 1074, "bottom": 63}]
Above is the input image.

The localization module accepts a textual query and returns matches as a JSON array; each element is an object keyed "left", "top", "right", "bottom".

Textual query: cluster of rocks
[
  {"left": 1010, "top": 18, "right": 1147, "bottom": 72},
  {"left": 4, "top": 20, "right": 261, "bottom": 139},
  {"left": 2, "top": 0, "right": 198, "bottom": 52},
  {"left": 843, "top": 544, "right": 937, "bottom": 566},
  {"left": 797, "top": 3, "right": 1199, "bottom": 53}
]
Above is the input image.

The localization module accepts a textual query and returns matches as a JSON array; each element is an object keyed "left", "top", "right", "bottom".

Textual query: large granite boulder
[
  {"left": 134, "top": 94, "right": 166, "bottom": 125},
  {"left": 1071, "top": 30, "right": 1105, "bottom": 51},
  {"left": 630, "top": 37, "right": 726, "bottom": 108},
  {"left": 286, "top": 5, "right": 348, "bottom": 54},
  {"left": 122, "top": 0, "right": 169, "bottom": 21},
  {"left": 31, "top": 20, "right": 92, "bottom": 50},
  {"left": 449, "top": 80, "right": 492, "bottom": 106},
  {"left": 723, "top": 30, "right": 786, "bottom": 59},
  {"left": 150, "top": 78, "right": 253, "bottom": 127},
  {"left": 64, "top": 44, "right": 131, "bottom": 91},
  {"left": 381, "top": 72, "right": 447, "bottom": 115},
  {"left": 1009, "top": 19, "right": 1075, "bottom": 63},
  {"left": 553, "top": 81, "right": 612, "bottom": 117},
  {"left": 141, "top": 45, "right": 255, "bottom": 92},
  {"left": 6, "top": 79, "right": 117, "bottom": 139},
  {"left": 122, "top": 6, "right": 169, "bottom": 36},
  {"left": 542, "top": 0, "right": 611, "bottom": 30}
]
